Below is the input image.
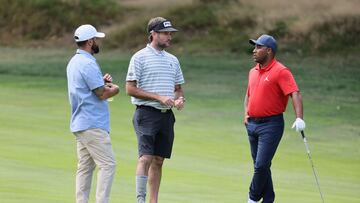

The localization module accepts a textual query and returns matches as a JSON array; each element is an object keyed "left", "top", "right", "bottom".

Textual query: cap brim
[
  {"left": 249, "top": 39, "right": 264, "bottom": 46},
  {"left": 157, "top": 27, "right": 178, "bottom": 32},
  {"left": 95, "top": 32, "right": 105, "bottom": 38}
]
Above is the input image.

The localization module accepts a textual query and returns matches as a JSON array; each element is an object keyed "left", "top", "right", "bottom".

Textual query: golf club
[{"left": 300, "top": 131, "right": 325, "bottom": 203}]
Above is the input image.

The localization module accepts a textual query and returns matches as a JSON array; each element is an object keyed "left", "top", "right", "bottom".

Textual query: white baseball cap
[{"left": 74, "top": 24, "right": 105, "bottom": 42}]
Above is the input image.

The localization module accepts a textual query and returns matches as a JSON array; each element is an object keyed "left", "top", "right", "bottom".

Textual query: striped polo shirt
[{"left": 126, "top": 44, "right": 185, "bottom": 109}]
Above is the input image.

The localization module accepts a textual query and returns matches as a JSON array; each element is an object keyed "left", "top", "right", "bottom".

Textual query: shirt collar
[
  {"left": 255, "top": 58, "right": 277, "bottom": 72},
  {"left": 146, "top": 44, "right": 165, "bottom": 56},
  {"left": 76, "top": 49, "right": 96, "bottom": 61}
]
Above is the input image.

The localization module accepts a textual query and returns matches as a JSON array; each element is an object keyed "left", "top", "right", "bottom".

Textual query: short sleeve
[
  {"left": 246, "top": 70, "right": 251, "bottom": 97},
  {"left": 81, "top": 62, "right": 104, "bottom": 91},
  {"left": 278, "top": 68, "right": 299, "bottom": 95},
  {"left": 126, "top": 55, "right": 141, "bottom": 81},
  {"left": 174, "top": 58, "right": 185, "bottom": 85}
]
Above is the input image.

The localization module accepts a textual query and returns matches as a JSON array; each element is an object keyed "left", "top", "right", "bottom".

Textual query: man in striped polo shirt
[{"left": 126, "top": 17, "right": 185, "bottom": 203}]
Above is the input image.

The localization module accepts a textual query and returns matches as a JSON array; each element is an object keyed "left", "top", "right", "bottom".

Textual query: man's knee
[
  {"left": 151, "top": 156, "right": 164, "bottom": 168},
  {"left": 254, "top": 162, "right": 271, "bottom": 173},
  {"left": 138, "top": 155, "right": 153, "bottom": 168}
]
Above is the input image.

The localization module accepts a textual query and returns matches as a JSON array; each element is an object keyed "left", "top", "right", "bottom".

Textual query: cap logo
[{"left": 163, "top": 21, "right": 172, "bottom": 27}]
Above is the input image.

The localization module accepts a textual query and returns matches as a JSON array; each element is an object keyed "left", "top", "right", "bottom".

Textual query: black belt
[
  {"left": 248, "top": 114, "right": 283, "bottom": 123},
  {"left": 136, "top": 105, "right": 171, "bottom": 113}
]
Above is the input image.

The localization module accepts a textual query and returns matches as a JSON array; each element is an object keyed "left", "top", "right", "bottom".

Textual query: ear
[
  {"left": 87, "top": 39, "right": 94, "bottom": 46},
  {"left": 151, "top": 32, "right": 157, "bottom": 38},
  {"left": 266, "top": 47, "right": 273, "bottom": 55},
  {"left": 150, "top": 32, "right": 158, "bottom": 42}
]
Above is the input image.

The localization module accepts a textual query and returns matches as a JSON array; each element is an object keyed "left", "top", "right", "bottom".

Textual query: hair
[
  {"left": 268, "top": 47, "right": 276, "bottom": 57},
  {"left": 147, "top": 17, "right": 166, "bottom": 42},
  {"left": 76, "top": 40, "right": 88, "bottom": 47}
]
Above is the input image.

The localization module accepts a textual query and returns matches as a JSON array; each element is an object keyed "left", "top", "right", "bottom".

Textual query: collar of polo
[
  {"left": 147, "top": 44, "right": 165, "bottom": 55},
  {"left": 256, "top": 59, "right": 277, "bottom": 71}
]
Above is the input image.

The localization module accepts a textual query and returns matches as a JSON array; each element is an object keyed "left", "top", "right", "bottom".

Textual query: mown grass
[{"left": 0, "top": 48, "right": 359, "bottom": 202}]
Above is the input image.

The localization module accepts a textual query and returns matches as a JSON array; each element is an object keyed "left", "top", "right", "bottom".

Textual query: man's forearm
[
  {"left": 244, "top": 94, "right": 249, "bottom": 117},
  {"left": 99, "top": 83, "right": 119, "bottom": 100},
  {"left": 174, "top": 89, "right": 184, "bottom": 100},
  {"left": 291, "top": 91, "right": 303, "bottom": 119},
  {"left": 174, "top": 84, "right": 184, "bottom": 100},
  {"left": 126, "top": 84, "right": 160, "bottom": 101}
]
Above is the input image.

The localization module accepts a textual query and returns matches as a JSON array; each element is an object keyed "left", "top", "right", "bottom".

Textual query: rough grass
[
  {"left": 109, "top": 0, "right": 360, "bottom": 53},
  {"left": 1, "top": 0, "right": 359, "bottom": 53},
  {"left": 0, "top": 0, "right": 122, "bottom": 44}
]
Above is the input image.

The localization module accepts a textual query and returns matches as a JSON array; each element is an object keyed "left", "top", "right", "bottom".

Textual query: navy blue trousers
[{"left": 246, "top": 114, "right": 284, "bottom": 203}]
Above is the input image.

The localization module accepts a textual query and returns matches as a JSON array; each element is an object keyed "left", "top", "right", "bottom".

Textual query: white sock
[{"left": 248, "top": 198, "right": 258, "bottom": 203}]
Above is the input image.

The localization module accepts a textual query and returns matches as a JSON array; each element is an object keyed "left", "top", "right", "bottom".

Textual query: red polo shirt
[{"left": 246, "top": 59, "right": 299, "bottom": 117}]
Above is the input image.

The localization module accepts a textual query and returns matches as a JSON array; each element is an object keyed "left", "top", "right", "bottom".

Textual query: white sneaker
[
  {"left": 248, "top": 198, "right": 258, "bottom": 203},
  {"left": 137, "top": 196, "right": 145, "bottom": 203}
]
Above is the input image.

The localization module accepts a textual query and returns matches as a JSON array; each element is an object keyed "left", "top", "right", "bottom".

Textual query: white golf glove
[{"left": 292, "top": 118, "right": 306, "bottom": 132}]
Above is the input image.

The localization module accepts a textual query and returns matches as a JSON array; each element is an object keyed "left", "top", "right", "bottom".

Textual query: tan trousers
[{"left": 74, "top": 128, "right": 116, "bottom": 203}]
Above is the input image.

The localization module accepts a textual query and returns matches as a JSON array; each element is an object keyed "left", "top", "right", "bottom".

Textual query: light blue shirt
[
  {"left": 126, "top": 44, "right": 185, "bottom": 109},
  {"left": 66, "top": 49, "right": 109, "bottom": 133}
]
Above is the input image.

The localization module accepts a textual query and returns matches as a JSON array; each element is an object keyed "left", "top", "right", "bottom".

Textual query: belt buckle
[
  {"left": 254, "top": 118, "right": 262, "bottom": 122},
  {"left": 160, "top": 109, "right": 167, "bottom": 113}
]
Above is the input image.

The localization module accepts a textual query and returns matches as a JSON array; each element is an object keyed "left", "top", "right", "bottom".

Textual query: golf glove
[{"left": 292, "top": 118, "right": 306, "bottom": 132}]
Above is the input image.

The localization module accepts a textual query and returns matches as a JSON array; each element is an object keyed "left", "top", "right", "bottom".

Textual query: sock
[
  {"left": 136, "top": 175, "right": 148, "bottom": 203},
  {"left": 248, "top": 198, "right": 258, "bottom": 203}
]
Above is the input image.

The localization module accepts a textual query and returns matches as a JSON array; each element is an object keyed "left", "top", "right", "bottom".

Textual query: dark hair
[
  {"left": 147, "top": 17, "right": 167, "bottom": 42},
  {"left": 147, "top": 17, "right": 166, "bottom": 33},
  {"left": 76, "top": 40, "right": 88, "bottom": 47}
]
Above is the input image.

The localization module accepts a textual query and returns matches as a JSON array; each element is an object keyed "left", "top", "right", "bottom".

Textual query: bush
[
  {"left": 286, "top": 15, "right": 360, "bottom": 53},
  {"left": 196, "top": 0, "right": 237, "bottom": 4},
  {"left": 106, "top": 19, "right": 148, "bottom": 50},
  {"left": 311, "top": 15, "right": 360, "bottom": 51},
  {"left": 0, "top": 0, "right": 122, "bottom": 42},
  {"left": 166, "top": 4, "right": 218, "bottom": 32},
  {"left": 107, "top": 3, "right": 219, "bottom": 50},
  {"left": 268, "top": 21, "right": 289, "bottom": 39}
]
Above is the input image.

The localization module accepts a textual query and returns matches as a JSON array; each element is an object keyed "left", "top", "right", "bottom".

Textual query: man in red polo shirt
[{"left": 244, "top": 34, "right": 306, "bottom": 203}]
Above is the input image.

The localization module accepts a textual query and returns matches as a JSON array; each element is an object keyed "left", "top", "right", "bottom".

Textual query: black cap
[{"left": 148, "top": 20, "right": 178, "bottom": 33}]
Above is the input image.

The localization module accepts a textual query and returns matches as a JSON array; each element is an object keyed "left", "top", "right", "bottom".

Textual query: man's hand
[
  {"left": 244, "top": 114, "right": 250, "bottom": 125},
  {"left": 158, "top": 96, "right": 174, "bottom": 108},
  {"left": 292, "top": 118, "right": 306, "bottom": 132},
  {"left": 103, "top": 73, "right": 113, "bottom": 83},
  {"left": 174, "top": 97, "right": 185, "bottom": 110}
]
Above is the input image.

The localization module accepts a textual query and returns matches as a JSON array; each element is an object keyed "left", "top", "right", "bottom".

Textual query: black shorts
[{"left": 133, "top": 105, "right": 175, "bottom": 158}]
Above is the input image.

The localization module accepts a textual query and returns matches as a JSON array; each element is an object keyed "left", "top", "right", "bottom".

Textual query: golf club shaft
[{"left": 300, "top": 131, "right": 325, "bottom": 203}]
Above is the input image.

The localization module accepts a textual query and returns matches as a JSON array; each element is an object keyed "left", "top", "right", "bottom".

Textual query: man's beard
[
  {"left": 91, "top": 44, "right": 100, "bottom": 54},
  {"left": 255, "top": 54, "right": 268, "bottom": 64},
  {"left": 157, "top": 41, "right": 169, "bottom": 49}
]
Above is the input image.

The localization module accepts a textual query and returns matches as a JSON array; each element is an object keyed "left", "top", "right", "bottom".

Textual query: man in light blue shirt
[{"left": 66, "top": 24, "right": 119, "bottom": 203}]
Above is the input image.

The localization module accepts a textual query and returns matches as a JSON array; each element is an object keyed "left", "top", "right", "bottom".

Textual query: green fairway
[{"left": 0, "top": 48, "right": 359, "bottom": 203}]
